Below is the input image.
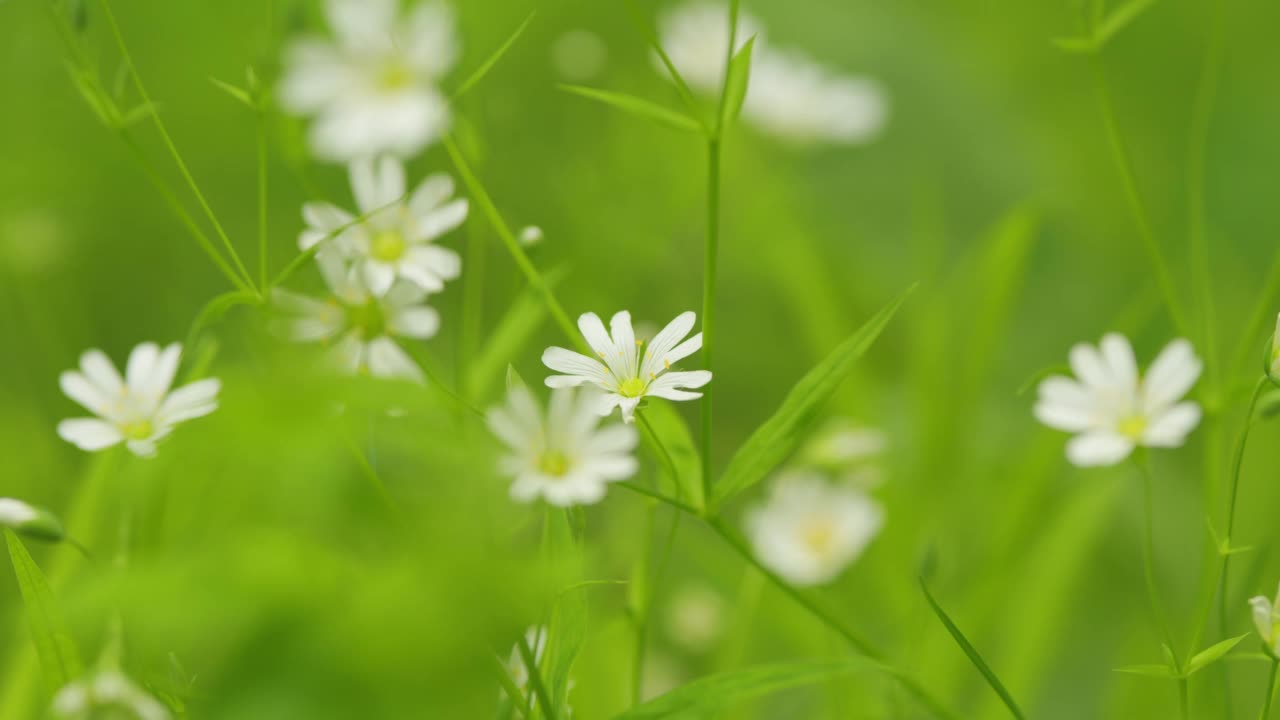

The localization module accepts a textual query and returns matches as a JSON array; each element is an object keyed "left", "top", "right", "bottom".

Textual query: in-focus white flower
[
  {"left": 542, "top": 311, "right": 711, "bottom": 424},
  {"left": 658, "top": 1, "right": 887, "bottom": 145},
  {"left": 487, "top": 382, "right": 638, "bottom": 506},
  {"left": 300, "top": 156, "right": 466, "bottom": 297},
  {"left": 1034, "top": 334, "right": 1202, "bottom": 467},
  {"left": 57, "top": 344, "right": 220, "bottom": 458},
  {"left": 502, "top": 626, "right": 548, "bottom": 698},
  {"left": 746, "top": 471, "right": 884, "bottom": 587},
  {"left": 52, "top": 669, "right": 170, "bottom": 720},
  {"left": 274, "top": 252, "right": 438, "bottom": 383},
  {"left": 1251, "top": 582, "right": 1280, "bottom": 656},
  {"left": 279, "top": 0, "right": 459, "bottom": 162}
]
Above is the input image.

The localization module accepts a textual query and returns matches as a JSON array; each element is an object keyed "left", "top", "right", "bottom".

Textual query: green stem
[
  {"left": 99, "top": 0, "right": 256, "bottom": 291},
  {"left": 1261, "top": 658, "right": 1278, "bottom": 720},
  {"left": 515, "top": 635, "right": 557, "bottom": 720},
  {"left": 257, "top": 109, "right": 269, "bottom": 291},
  {"left": 630, "top": 501, "right": 657, "bottom": 707},
  {"left": 1134, "top": 455, "right": 1178, "bottom": 662},
  {"left": 700, "top": 139, "right": 721, "bottom": 508},
  {"left": 636, "top": 412, "right": 683, "bottom": 499},
  {"left": 440, "top": 134, "right": 585, "bottom": 354},
  {"left": 118, "top": 133, "right": 254, "bottom": 294},
  {"left": 1217, "top": 378, "right": 1269, "bottom": 646},
  {"left": 490, "top": 655, "right": 531, "bottom": 720},
  {"left": 1089, "top": 54, "right": 1189, "bottom": 338},
  {"left": 1179, "top": 676, "right": 1191, "bottom": 720},
  {"left": 340, "top": 431, "right": 399, "bottom": 519}
]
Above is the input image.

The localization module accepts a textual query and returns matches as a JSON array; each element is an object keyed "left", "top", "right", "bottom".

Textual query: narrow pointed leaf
[
  {"left": 453, "top": 12, "right": 536, "bottom": 100},
  {"left": 919, "top": 577, "right": 1026, "bottom": 720},
  {"left": 559, "top": 85, "right": 701, "bottom": 133},
  {"left": 1051, "top": 36, "right": 1097, "bottom": 54},
  {"left": 6, "top": 530, "right": 82, "bottom": 695},
  {"left": 209, "top": 76, "right": 253, "bottom": 107},
  {"left": 1186, "top": 634, "right": 1249, "bottom": 675},
  {"left": 1094, "top": 0, "right": 1159, "bottom": 47},
  {"left": 615, "top": 659, "right": 881, "bottom": 719},
  {"left": 639, "top": 402, "right": 703, "bottom": 509},
  {"left": 711, "top": 285, "right": 915, "bottom": 507},
  {"left": 719, "top": 36, "right": 755, "bottom": 129},
  {"left": 1114, "top": 664, "right": 1177, "bottom": 678}
]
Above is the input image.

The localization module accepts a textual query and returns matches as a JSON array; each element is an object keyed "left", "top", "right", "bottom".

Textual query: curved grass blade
[
  {"left": 710, "top": 285, "right": 915, "bottom": 508},
  {"left": 718, "top": 36, "right": 755, "bottom": 131},
  {"left": 453, "top": 12, "right": 536, "bottom": 100},
  {"left": 918, "top": 577, "right": 1025, "bottom": 720},
  {"left": 559, "top": 85, "right": 701, "bottom": 134},
  {"left": 5, "top": 530, "right": 83, "bottom": 695}
]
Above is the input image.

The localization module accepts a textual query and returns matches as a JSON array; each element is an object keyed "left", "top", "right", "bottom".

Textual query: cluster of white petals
[
  {"left": 1034, "top": 334, "right": 1202, "bottom": 467},
  {"left": 58, "top": 343, "right": 220, "bottom": 458},
  {"left": 279, "top": 0, "right": 459, "bottom": 162},
  {"left": 52, "top": 669, "right": 170, "bottom": 720},
  {"left": 1251, "top": 583, "right": 1280, "bottom": 657},
  {"left": 658, "top": 1, "right": 888, "bottom": 145}
]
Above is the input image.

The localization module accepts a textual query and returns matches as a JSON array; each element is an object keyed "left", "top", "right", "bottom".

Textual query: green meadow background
[{"left": 2, "top": 0, "right": 1280, "bottom": 717}]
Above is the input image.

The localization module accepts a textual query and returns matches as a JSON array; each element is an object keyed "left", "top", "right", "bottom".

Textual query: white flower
[
  {"left": 52, "top": 669, "right": 170, "bottom": 720},
  {"left": 665, "top": 584, "right": 724, "bottom": 652},
  {"left": 1034, "top": 334, "right": 1202, "bottom": 467},
  {"left": 519, "top": 225, "right": 544, "bottom": 247},
  {"left": 273, "top": 252, "right": 438, "bottom": 384},
  {"left": 746, "top": 471, "right": 884, "bottom": 587},
  {"left": 542, "top": 311, "right": 711, "bottom": 424},
  {"left": 279, "top": 0, "right": 459, "bottom": 162},
  {"left": 300, "top": 156, "right": 466, "bottom": 297},
  {"left": 502, "top": 626, "right": 548, "bottom": 697},
  {"left": 658, "top": 1, "right": 887, "bottom": 145},
  {"left": 1251, "top": 583, "right": 1280, "bottom": 656},
  {"left": 57, "top": 343, "right": 220, "bottom": 458},
  {"left": 0, "top": 498, "right": 38, "bottom": 528},
  {"left": 487, "top": 383, "right": 638, "bottom": 506}
]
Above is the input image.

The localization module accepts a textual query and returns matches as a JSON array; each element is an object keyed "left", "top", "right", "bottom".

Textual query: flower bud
[
  {"left": 0, "top": 498, "right": 66, "bottom": 543},
  {"left": 1250, "top": 582, "right": 1280, "bottom": 658},
  {"left": 1269, "top": 313, "right": 1280, "bottom": 383}
]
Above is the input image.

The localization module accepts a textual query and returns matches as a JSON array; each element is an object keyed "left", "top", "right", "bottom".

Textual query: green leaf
[
  {"left": 614, "top": 659, "right": 879, "bottom": 719},
  {"left": 1094, "top": 0, "right": 1159, "bottom": 47},
  {"left": 718, "top": 35, "right": 756, "bottom": 130},
  {"left": 559, "top": 85, "right": 702, "bottom": 133},
  {"left": 1051, "top": 36, "right": 1097, "bottom": 54},
  {"left": 1186, "top": 634, "right": 1249, "bottom": 675},
  {"left": 5, "top": 530, "right": 82, "bottom": 695},
  {"left": 181, "top": 289, "right": 260, "bottom": 370},
  {"left": 963, "top": 208, "right": 1040, "bottom": 390},
  {"left": 638, "top": 403, "right": 703, "bottom": 509},
  {"left": 1114, "top": 664, "right": 1177, "bottom": 678},
  {"left": 919, "top": 578, "right": 1026, "bottom": 720},
  {"left": 453, "top": 12, "right": 536, "bottom": 100},
  {"left": 711, "top": 285, "right": 915, "bottom": 508},
  {"left": 465, "top": 269, "right": 567, "bottom": 403},
  {"left": 209, "top": 76, "right": 254, "bottom": 107},
  {"left": 543, "top": 510, "right": 586, "bottom": 716}
]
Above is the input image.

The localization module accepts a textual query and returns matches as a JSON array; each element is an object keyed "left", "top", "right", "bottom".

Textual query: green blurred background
[{"left": 3, "top": 0, "right": 1280, "bottom": 717}]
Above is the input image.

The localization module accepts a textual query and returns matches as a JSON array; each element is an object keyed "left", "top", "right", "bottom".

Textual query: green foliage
[
  {"left": 558, "top": 85, "right": 702, "bottom": 134},
  {"left": 719, "top": 36, "right": 756, "bottom": 131},
  {"left": 5, "top": 530, "right": 82, "bottom": 696}
]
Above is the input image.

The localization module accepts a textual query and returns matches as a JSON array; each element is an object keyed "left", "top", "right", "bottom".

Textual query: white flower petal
[
  {"left": 1100, "top": 333, "right": 1138, "bottom": 393},
  {"left": 583, "top": 424, "right": 638, "bottom": 456},
  {"left": 617, "top": 396, "right": 642, "bottom": 424},
  {"left": 79, "top": 349, "right": 124, "bottom": 395},
  {"left": 640, "top": 311, "right": 696, "bottom": 378},
  {"left": 416, "top": 199, "right": 469, "bottom": 241},
  {"left": 577, "top": 313, "right": 615, "bottom": 364},
  {"left": 125, "top": 342, "right": 159, "bottom": 392},
  {"left": 278, "top": 39, "right": 348, "bottom": 113},
  {"left": 350, "top": 156, "right": 406, "bottom": 214},
  {"left": 1068, "top": 341, "right": 1114, "bottom": 390},
  {"left": 1142, "top": 402, "right": 1201, "bottom": 447},
  {"left": 57, "top": 418, "right": 123, "bottom": 451},
  {"left": 646, "top": 370, "right": 713, "bottom": 401},
  {"left": 388, "top": 305, "right": 440, "bottom": 340},
  {"left": 407, "top": 174, "right": 457, "bottom": 216},
  {"left": 326, "top": 0, "right": 397, "bottom": 54},
  {"left": 404, "top": 1, "right": 460, "bottom": 76},
  {"left": 139, "top": 344, "right": 182, "bottom": 400},
  {"left": 664, "top": 332, "right": 704, "bottom": 368},
  {"left": 1142, "top": 339, "right": 1202, "bottom": 412},
  {"left": 366, "top": 337, "right": 424, "bottom": 383},
  {"left": 157, "top": 379, "right": 221, "bottom": 425},
  {"left": 542, "top": 347, "right": 611, "bottom": 385},
  {"left": 60, "top": 371, "right": 109, "bottom": 415},
  {"left": 1065, "top": 431, "right": 1134, "bottom": 467},
  {"left": 610, "top": 311, "right": 638, "bottom": 379},
  {"left": 362, "top": 260, "right": 397, "bottom": 296}
]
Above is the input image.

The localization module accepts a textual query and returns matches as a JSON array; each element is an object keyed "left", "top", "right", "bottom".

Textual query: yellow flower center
[
  {"left": 1118, "top": 415, "right": 1147, "bottom": 440},
  {"left": 377, "top": 61, "right": 415, "bottom": 91},
  {"left": 618, "top": 377, "right": 647, "bottom": 398},
  {"left": 801, "top": 517, "right": 837, "bottom": 556},
  {"left": 120, "top": 419, "right": 154, "bottom": 441},
  {"left": 370, "top": 230, "right": 407, "bottom": 262},
  {"left": 538, "top": 450, "right": 571, "bottom": 477},
  {"left": 349, "top": 300, "right": 388, "bottom": 341}
]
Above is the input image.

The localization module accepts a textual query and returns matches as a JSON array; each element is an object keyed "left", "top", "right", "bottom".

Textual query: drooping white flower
[
  {"left": 657, "top": 1, "right": 887, "bottom": 145},
  {"left": 0, "top": 498, "right": 38, "bottom": 528},
  {"left": 299, "top": 156, "right": 466, "bottom": 297},
  {"left": 542, "top": 311, "right": 711, "bottom": 424},
  {"left": 746, "top": 471, "right": 884, "bottom": 587},
  {"left": 57, "top": 343, "right": 220, "bottom": 458},
  {"left": 279, "top": 0, "right": 459, "bottom": 162},
  {"left": 487, "top": 382, "right": 638, "bottom": 506},
  {"left": 52, "top": 669, "right": 170, "bottom": 720},
  {"left": 1034, "top": 334, "right": 1202, "bottom": 467},
  {"left": 273, "top": 251, "right": 438, "bottom": 384},
  {"left": 0, "top": 498, "right": 65, "bottom": 542},
  {"left": 1250, "top": 582, "right": 1280, "bottom": 656}
]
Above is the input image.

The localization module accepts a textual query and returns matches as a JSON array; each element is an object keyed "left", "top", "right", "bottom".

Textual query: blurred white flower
[
  {"left": 503, "top": 626, "right": 548, "bottom": 697},
  {"left": 1270, "top": 313, "right": 1280, "bottom": 380},
  {"left": 487, "top": 382, "right": 638, "bottom": 506},
  {"left": 665, "top": 584, "right": 724, "bottom": 652},
  {"left": 0, "top": 498, "right": 65, "bottom": 542},
  {"left": 1034, "top": 334, "right": 1202, "bottom": 467},
  {"left": 543, "top": 311, "right": 711, "bottom": 424},
  {"left": 519, "top": 225, "right": 544, "bottom": 247},
  {"left": 658, "top": 1, "right": 887, "bottom": 145},
  {"left": 552, "top": 29, "right": 608, "bottom": 81},
  {"left": 52, "top": 668, "right": 170, "bottom": 720},
  {"left": 0, "top": 498, "right": 38, "bottom": 528},
  {"left": 57, "top": 343, "right": 220, "bottom": 458},
  {"left": 279, "top": 0, "right": 459, "bottom": 162},
  {"left": 746, "top": 471, "right": 884, "bottom": 587},
  {"left": 274, "top": 252, "right": 438, "bottom": 384},
  {"left": 1251, "top": 583, "right": 1280, "bottom": 657},
  {"left": 300, "top": 156, "right": 466, "bottom": 297}
]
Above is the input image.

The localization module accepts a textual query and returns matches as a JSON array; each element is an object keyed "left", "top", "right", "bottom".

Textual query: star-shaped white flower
[
  {"left": 1251, "top": 582, "right": 1280, "bottom": 657},
  {"left": 542, "top": 311, "right": 711, "bottom": 424},
  {"left": 1034, "top": 333, "right": 1203, "bottom": 467},
  {"left": 57, "top": 343, "right": 220, "bottom": 458},
  {"left": 52, "top": 668, "right": 170, "bottom": 720},
  {"left": 299, "top": 156, "right": 466, "bottom": 297},
  {"left": 745, "top": 471, "right": 884, "bottom": 587},
  {"left": 279, "top": 0, "right": 459, "bottom": 162},
  {"left": 487, "top": 382, "right": 639, "bottom": 506},
  {"left": 273, "top": 251, "right": 439, "bottom": 384}
]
